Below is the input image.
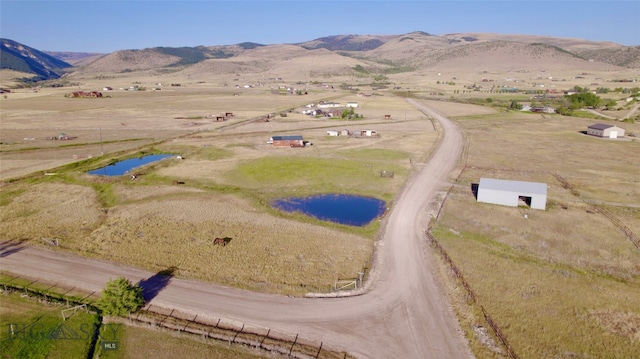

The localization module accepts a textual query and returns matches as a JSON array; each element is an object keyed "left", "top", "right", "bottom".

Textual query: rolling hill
[
  {"left": 1, "top": 32, "right": 638, "bottom": 87},
  {"left": 0, "top": 38, "right": 72, "bottom": 81}
]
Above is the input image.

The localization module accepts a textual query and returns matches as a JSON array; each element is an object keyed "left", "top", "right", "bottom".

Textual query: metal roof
[
  {"left": 271, "top": 135, "right": 303, "bottom": 141},
  {"left": 479, "top": 178, "right": 547, "bottom": 195},
  {"left": 588, "top": 123, "right": 614, "bottom": 130}
]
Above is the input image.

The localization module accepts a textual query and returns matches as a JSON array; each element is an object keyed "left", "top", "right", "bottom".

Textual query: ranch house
[
  {"left": 269, "top": 135, "right": 305, "bottom": 147},
  {"left": 587, "top": 123, "right": 625, "bottom": 138}
]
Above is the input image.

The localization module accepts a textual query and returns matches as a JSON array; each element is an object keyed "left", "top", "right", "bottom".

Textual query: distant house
[
  {"left": 327, "top": 110, "right": 342, "bottom": 118},
  {"left": 326, "top": 130, "right": 340, "bottom": 136},
  {"left": 530, "top": 106, "right": 555, "bottom": 113},
  {"left": 587, "top": 123, "right": 625, "bottom": 138},
  {"left": 353, "top": 130, "right": 378, "bottom": 138},
  {"left": 269, "top": 135, "right": 305, "bottom": 147},
  {"left": 69, "top": 91, "right": 103, "bottom": 98},
  {"left": 303, "top": 109, "right": 324, "bottom": 116},
  {"left": 346, "top": 102, "right": 358, "bottom": 108},
  {"left": 317, "top": 101, "right": 341, "bottom": 109}
]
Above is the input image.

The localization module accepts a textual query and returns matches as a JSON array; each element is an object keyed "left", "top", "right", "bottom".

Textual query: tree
[{"left": 97, "top": 276, "right": 144, "bottom": 316}]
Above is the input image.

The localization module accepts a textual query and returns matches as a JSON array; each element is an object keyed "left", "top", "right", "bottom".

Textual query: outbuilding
[
  {"left": 477, "top": 178, "right": 547, "bottom": 210},
  {"left": 587, "top": 123, "right": 625, "bottom": 138},
  {"left": 270, "top": 135, "right": 305, "bottom": 147}
]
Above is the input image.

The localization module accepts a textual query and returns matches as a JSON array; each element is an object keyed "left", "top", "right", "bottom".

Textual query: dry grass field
[
  {"left": 0, "top": 87, "right": 436, "bottom": 296},
  {"left": 2, "top": 41, "right": 640, "bottom": 357},
  {"left": 430, "top": 108, "right": 640, "bottom": 358}
]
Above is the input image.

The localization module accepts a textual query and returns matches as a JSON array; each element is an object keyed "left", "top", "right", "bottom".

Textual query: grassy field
[
  {"left": 97, "top": 320, "right": 271, "bottom": 359},
  {"left": 0, "top": 89, "right": 436, "bottom": 296},
  {"left": 2, "top": 71, "right": 639, "bottom": 357},
  {"left": 0, "top": 292, "right": 99, "bottom": 359},
  {"left": 0, "top": 289, "right": 279, "bottom": 359},
  {"left": 429, "top": 107, "right": 640, "bottom": 358}
]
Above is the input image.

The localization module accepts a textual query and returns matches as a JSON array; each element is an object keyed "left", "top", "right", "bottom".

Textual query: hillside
[
  {"left": 1, "top": 32, "right": 638, "bottom": 87},
  {"left": 0, "top": 38, "right": 72, "bottom": 80},
  {"left": 43, "top": 51, "right": 104, "bottom": 65}
]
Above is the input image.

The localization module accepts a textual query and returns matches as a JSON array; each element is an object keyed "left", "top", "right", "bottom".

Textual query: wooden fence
[
  {"left": 0, "top": 276, "right": 354, "bottom": 359},
  {"left": 128, "top": 305, "right": 353, "bottom": 359}
]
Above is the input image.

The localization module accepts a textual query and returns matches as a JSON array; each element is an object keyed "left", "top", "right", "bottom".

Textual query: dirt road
[{"left": 1, "top": 99, "right": 471, "bottom": 358}]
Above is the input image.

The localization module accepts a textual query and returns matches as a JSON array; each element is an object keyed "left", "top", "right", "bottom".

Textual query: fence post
[
  {"left": 315, "top": 342, "right": 323, "bottom": 359},
  {"left": 260, "top": 328, "right": 270, "bottom": 348},
  {"left": 232, "top": 324, "right": 244, "bottom": 343},
  {"left": 289, "top": 333, "right": 298, "bottom": 357}
]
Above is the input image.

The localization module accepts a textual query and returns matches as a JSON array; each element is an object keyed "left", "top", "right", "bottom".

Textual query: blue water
[
  {"left": 272, "top": 194, "right": 386, "bottom": 226},
  {"left": 88, "top": 154, "right": 174, "bottom": 176}
]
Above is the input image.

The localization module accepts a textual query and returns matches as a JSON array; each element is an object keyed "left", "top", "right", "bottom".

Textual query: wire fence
[
  {"left": 425, "top": 231, "right": 519, "bottom": 359},
  {"left": 553, "top": 173, "right": 639, "bottom": 250},
  {"left": 0, "top": 276, "right": 354, "bottom": 359},
  {"left": 130, "top": 305, "right": 354, "bottom": 359}
]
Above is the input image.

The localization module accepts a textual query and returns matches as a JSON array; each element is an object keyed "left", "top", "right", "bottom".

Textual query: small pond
[
  {"left": 88, "top": 154, "right": 174, "bottom": 176},
  {"left": 271, "top": 194, "right": 386, "bottom": 226}
]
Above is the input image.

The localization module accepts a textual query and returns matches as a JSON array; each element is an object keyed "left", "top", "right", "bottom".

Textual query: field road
[{"left": 1, "top": 99, "right": 472, "bottom": 359}]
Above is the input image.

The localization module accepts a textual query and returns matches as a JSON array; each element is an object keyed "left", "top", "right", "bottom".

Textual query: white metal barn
[
  {"left": 587, "top": 123, "right": 626, "bottom": 138},
  {"left": 477, "top": 178, "right": 547, "bottom": 210}
]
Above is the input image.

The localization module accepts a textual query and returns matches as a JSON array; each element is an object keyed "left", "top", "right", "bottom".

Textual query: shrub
[{"left": 97, "top": 276, "right": 144, "bottom": 316}]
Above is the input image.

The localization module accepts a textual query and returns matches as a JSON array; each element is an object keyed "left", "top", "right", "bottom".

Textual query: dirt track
[{"left": 0, "top": 99, "right": 471, "bottom": 358}]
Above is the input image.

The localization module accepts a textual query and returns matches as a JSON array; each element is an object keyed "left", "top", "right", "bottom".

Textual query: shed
[
  {"left": 270, "top": 135, "right": 305, "bottom": 147},
  {"left": 477, "top": 178, "right": 547, "bottom": 210},
  {"left": 346, "top": 102, "right": 358, "bottom": 108},
  {"left": 587, "top": 123, "right": 625, "bottom": 138},
  {"left": 355, "top": 130, "right": 377, "bottom": 137},
  {"left": 326, "top": 130, "right": 339, "bottom": 136}
]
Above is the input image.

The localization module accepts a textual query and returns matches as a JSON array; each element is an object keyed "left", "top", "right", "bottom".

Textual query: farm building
[
  {"left": 587, "top": 123, "right": 625, "bottom": 138},
  {"left": 477, "top": 178, "right": 547, "bottom": 210},
  {"left": 269, "top": 135, "right": 305, "bottom": 147},
  {"left": 317, "top": 102, "right": 342, "bottom": 109},
  {"left": 326, "top": 130, "right": 340, "bottom": 136},
  {"left": 353, "top": 130, "right": 378, "bottom": 138},
  {"left": 69, "top": 91, "right": 103, "bottom": 98},
  {"left": 530, "top": 106, "right": 555, "bottom": 113},
  {"left": 346, "top": 102, "right": 358, "bottom": 108}
]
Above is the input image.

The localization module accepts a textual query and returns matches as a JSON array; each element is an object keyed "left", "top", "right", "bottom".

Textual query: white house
[
  {"left": 317, "top": 102, "right": 342, "bottom": 108},
  {"left": 346, "top": 102, "right": 359, "bottom": 108}
]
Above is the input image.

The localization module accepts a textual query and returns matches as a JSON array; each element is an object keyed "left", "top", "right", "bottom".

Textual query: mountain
[
  {"left": 0, "top": 39, "right": 73, "bottom": 80},
  {"left": 297, "top": 34, "right": 395, "bottom": 51},
  {"left": 1, "top": 33, "right": 638, "bottom": 86},
  {"left": 43, "top": 51, "right": 104, "bottom": 65}
]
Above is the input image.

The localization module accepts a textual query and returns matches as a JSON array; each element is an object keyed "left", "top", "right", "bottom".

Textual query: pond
[
  {"left": 88, "top": 154, "right": 174, "bottom": 176},
  {"left": 271, "top": 194, "right": 386, "bottom": 226}
]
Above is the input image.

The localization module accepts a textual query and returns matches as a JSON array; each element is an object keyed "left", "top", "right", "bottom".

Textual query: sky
[{"left": 1, "top": 1, "right": 638, "bottom": 53}]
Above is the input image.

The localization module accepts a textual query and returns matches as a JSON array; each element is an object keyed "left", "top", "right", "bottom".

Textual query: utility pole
[{"left": 99, "top": 128, "right": 104, "bottom": 155}]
